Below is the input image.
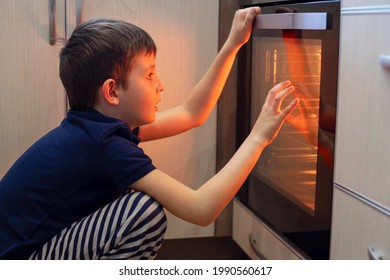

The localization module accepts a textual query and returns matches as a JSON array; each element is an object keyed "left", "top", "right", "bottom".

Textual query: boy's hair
[{"left": 59, "top": 18, "right": 157, "bottom": 110}]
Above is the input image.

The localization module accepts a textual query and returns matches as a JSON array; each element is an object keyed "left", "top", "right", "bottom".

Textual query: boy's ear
[{"left": 101, "top": 79, "right": 119, "bottom": 106}]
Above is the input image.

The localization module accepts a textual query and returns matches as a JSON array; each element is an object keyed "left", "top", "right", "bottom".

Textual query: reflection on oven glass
[{"left": 251, "top": 37, "right": 322, "bottom": 215}]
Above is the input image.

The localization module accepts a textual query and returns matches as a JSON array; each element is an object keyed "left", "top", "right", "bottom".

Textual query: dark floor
[{"left": 156, "top": 237, "right": 249, "bottom": 260}]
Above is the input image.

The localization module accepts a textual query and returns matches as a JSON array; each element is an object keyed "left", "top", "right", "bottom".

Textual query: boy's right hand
[
  {"left": 226, "top": 7, "right": 261, "bottom": 49},
  {"left": 251, "top": 80, "right": 299, "bottom": 146}
]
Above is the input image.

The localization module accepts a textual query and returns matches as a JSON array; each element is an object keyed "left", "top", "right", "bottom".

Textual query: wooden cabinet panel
[
  {"left": 331, "top": 5, "right": 390, "bottom": 260},
  {"left": 334, "top": 12, "right": 390, "bottom": 207},
  {"left": 330, "top": 188, "right": 390, "bottom": 260},
  {"left": 0, "top": 0, "right": 66, "bottom": 178}
]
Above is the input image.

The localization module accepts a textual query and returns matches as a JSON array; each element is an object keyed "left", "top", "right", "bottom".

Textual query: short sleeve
[{"left": 99, "top": 127, "right": 156, "bottom": 191}]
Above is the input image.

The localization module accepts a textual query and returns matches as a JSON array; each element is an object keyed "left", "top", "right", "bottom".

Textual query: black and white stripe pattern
[{"left": 29, "top": 191, "right": 167, "bottom": 260}]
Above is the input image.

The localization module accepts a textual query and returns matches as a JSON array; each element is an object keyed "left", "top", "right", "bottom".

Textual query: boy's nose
[{"left": 156, "top": 77, "right": 165, "bottom": 93}]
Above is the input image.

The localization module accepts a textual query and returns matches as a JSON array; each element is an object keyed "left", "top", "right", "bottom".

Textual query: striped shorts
[{"left": 29, "top": 191, "right": 167, "bottom": 260}]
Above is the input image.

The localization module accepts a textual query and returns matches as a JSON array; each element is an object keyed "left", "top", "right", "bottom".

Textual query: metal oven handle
[{"left": 253, "top": 13, "right": 328, "bottom": 30}]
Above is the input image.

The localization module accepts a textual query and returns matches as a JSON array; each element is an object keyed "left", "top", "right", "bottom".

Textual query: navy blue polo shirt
[{"left": 0, "top": 109, "right": 155, "bottom": 259}]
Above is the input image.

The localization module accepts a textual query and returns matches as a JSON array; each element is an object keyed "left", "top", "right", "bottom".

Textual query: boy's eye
[{"left": 147, "top": 73, "right": 154, "bottom": 79}]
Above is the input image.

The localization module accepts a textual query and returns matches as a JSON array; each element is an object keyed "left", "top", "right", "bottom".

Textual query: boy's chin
[{"left": 142, "top": 116, "right": 156, "bottom": 126}]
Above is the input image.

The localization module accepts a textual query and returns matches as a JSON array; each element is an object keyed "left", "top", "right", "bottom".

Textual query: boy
[{"left": 0, "top": 7, "right": 298, "bottom": 259}]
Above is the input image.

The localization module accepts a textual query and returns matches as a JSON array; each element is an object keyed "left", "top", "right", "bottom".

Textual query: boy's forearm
[
  {"left": 183, "top": 40, "right": 241, "bottom": 127},
  {"left": 182, "top": 8, "right": 259, "bottom": 127},
  {"left": 196, "top": 133, "right": 267, "bottom": 225}
]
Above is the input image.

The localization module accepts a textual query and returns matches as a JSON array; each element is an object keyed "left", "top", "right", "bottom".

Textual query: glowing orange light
[{"left": 282, "top": 35, "right": 321, "bottom": 148}]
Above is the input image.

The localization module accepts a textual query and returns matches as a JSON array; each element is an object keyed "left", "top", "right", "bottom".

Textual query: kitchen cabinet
[
  {"left": 331, "top": 188, "right": 390, "bottom": 259},
  {"left": 330, "top": 2, "right": 390, "bottom": 259},
  {"left": 0, "top": 0, "right": 219, "bottom": 239},
  {"left": 0, "top": 0, "right": 67, "bottom": 178}
]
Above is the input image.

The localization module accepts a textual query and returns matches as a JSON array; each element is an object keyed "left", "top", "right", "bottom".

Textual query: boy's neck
[{"left": 93, "top": 104, "right": 119, "bottom": 121}]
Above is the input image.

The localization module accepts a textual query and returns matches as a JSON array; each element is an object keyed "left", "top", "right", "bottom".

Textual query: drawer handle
[
  {"left": 76, "top": 0, "right": 83, "bottom": 26},
  {"left": 249, "top": 234, "right": 267, "bottom": 259},
  {"left": 368, "top": 246, "right": 383, "bottom": 260},
  {"left": 379, "top": 55, "right": 390, "bottom": 70},
  {"left": 49, "top": 0, "right": 56, "bottom": 45}
]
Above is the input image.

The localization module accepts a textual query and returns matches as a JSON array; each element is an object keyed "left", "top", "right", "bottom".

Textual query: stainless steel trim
[
  {"left": 341, "top": 5, "right": 390, "bottom": 15},
  {"left": 253, "top": 12, "right": 328, "bottom": 30},
  {"left": 239, "top": 0, "right": 293, "bottom": 5},
  {"left": 49, "top": 0, "right": 56, "bottom": 45},
  {"left": 333, "top": 182, "right": 390, "bottom": 217}
]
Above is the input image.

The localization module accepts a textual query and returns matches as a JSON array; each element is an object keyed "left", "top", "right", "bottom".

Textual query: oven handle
[{"left": 253, "top": 12, "right": 328, "bottom": 30}]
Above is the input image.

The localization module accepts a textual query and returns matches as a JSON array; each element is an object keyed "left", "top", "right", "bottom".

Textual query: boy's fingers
[
  {"left": 270, "top": 80, "right": 291, "bottom": 96},
  {"left": 281, "top": 98, "right": 299, "bottom": 118},
  {"left": 243, "top": 7, "right": 261, "bottom": 26},
  {"left": 274, "top": 85, "right": 295, "bottom": 110},
  {"left": 249, "top": 6, "right": 261, "bottom": 15},
  {"left": 265, "top": 80, "right": 291, "bottom": 104}
]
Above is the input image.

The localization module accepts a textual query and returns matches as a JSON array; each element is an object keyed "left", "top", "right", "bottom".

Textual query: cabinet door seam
[{"left": 333, "top": 182, "right": 390, "bottom": 217}]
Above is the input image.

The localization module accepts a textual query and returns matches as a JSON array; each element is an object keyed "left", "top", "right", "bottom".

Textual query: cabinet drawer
[
  {"left": 232, "top": 199, "right": 303, "bottom": 260},
  {"left": 334, "top": 12, "right": 390, "bottom": 206},
  {"left": 330, "top": 187, "right": 390, "bottom": 259}
]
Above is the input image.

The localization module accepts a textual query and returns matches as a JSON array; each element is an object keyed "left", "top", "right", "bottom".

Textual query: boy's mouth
[{"left": 155, "top": 99, "right": 161, "bottom": 111}]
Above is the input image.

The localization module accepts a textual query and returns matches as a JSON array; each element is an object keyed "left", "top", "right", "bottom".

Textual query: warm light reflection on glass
[
  {"left": 282, "top": 37, "right": 321, "bottom": 149},
  {"left": 251, "top": 36, "right": 322, "bottom": 215}
]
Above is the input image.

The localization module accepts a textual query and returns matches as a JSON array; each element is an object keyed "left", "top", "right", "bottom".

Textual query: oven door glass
[
  {"left": 245, "top": 30, "right": 337, "bottom": 259},
  {"left": 251, "top": 36, "right": 322, "bottom": 216}
]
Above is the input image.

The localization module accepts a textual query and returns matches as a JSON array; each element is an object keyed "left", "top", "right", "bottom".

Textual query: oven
[{"left": 235, "top": 0, "right": 340, "bottom": 259}]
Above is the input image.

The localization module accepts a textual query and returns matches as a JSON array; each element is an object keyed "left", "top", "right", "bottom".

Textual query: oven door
[{"left": 236, "top": 1, "right": 340, "bottom": 259}]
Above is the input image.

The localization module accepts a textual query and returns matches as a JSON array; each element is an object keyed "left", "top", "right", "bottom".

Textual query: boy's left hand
[{"left": 227, "top": 7, "right": 261, "bottom": 49}]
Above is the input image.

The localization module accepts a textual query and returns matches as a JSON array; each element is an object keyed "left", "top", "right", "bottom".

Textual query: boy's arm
[
  {"left": 138, "top": 7, "right": 261, "bottom": 142},
  {"left": 132, "top": 81, "right": 298, "bottom": 226}
]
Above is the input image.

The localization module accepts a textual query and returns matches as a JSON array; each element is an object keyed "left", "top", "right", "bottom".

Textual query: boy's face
[{"left": 117, "top": 53, "right": 164, "bottom": 128}]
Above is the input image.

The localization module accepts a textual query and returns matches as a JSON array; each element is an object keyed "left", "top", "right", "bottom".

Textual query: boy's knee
[
  {"left": 135, "top": 191, "right": 164, "bottom": 210},
  {"left": 128, "top": 191, "right": 167, "bottom": 227}
]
